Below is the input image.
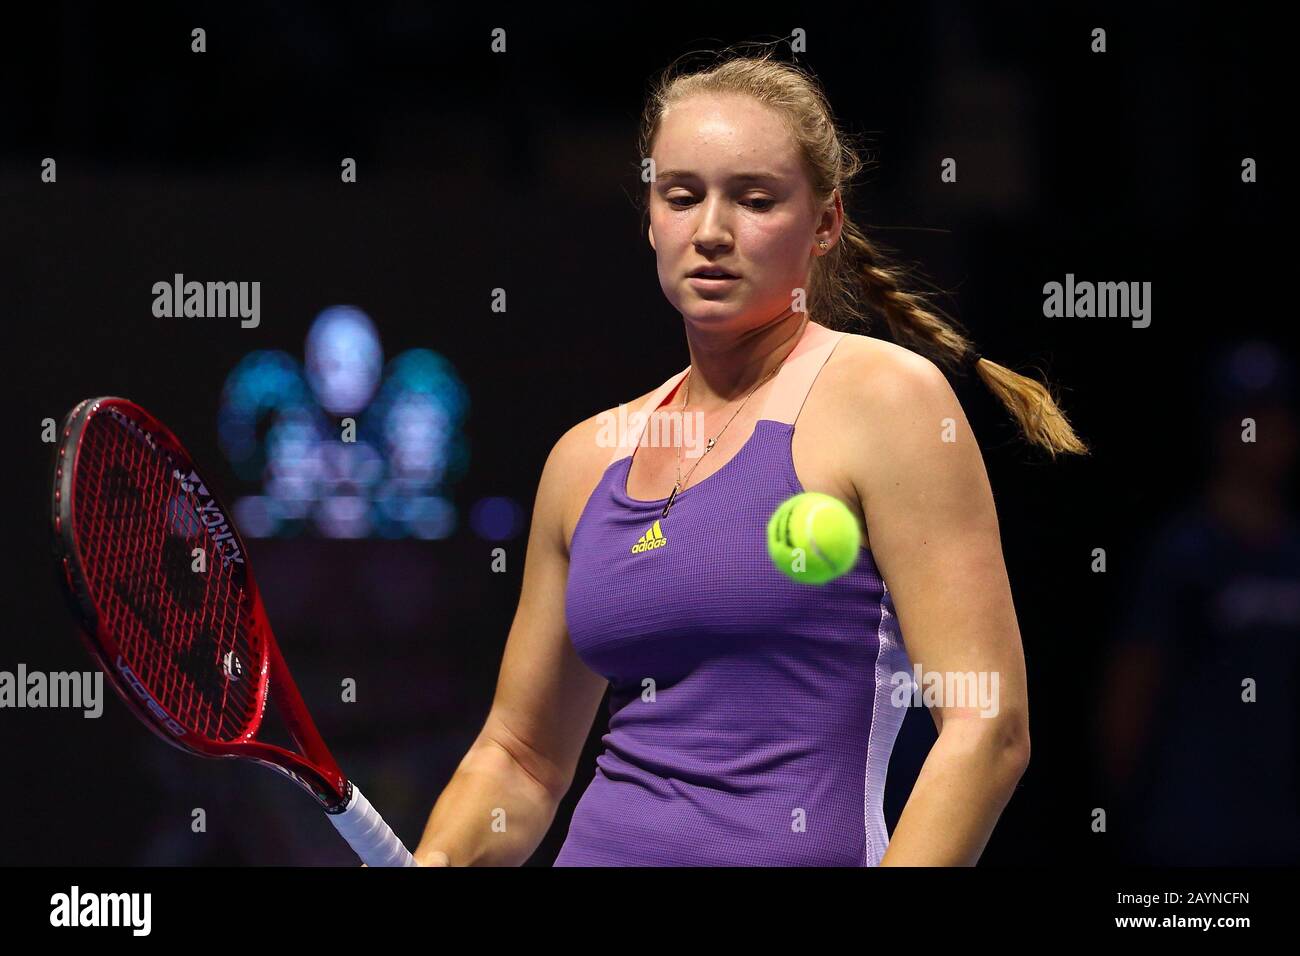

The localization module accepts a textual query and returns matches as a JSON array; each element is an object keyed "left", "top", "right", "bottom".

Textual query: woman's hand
[{"left": 360, "top": 849, "right": 446, "bottom": 867}]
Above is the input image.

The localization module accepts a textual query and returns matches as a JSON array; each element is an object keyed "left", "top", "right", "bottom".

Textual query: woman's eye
[{"left": 665, "top": 196, "right": 775, "bottom": 210}]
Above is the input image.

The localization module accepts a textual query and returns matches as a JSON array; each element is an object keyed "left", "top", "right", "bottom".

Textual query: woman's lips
[{"left": 688, "top": 275, "right": 740, "bottom": 288}]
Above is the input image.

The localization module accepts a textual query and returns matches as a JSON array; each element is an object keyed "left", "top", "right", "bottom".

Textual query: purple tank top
[{"left": 556, "top": 321, "right": 911, "bottom": 866}]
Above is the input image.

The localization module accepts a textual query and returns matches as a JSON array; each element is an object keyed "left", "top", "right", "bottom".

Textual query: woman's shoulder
[
  {"left": 545, "top": 385, "right": 666, "bottom": 549},
  {"left": 822, "top": 329, "right": 953, "bottom": 412},
  {"left": 818, "top": 330, "right": 981, "bottom": 537}
]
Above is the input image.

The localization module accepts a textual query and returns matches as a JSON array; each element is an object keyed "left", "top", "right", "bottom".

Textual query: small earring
[{"left": 818, "top": 240, "right": 828, "bottom": 250}]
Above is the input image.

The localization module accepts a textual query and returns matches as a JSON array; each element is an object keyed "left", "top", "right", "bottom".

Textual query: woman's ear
[{"left": 647, "top": 223, "right": 656, "bottom": 252}]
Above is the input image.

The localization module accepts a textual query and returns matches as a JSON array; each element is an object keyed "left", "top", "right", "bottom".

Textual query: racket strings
[{"left": 75, "top": 411, "right": 266, "bottom": 741}]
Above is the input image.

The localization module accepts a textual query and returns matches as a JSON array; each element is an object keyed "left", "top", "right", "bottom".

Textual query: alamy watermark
[
  {"left": 151, "top": 273, "right": 260, "bottom": 328},
  {"left": 889, "top": 665, "right": 1001, "bottom": 718},
  {"left": 1043, "top": 273, "right": 1151, "bottom": 328},
  {"left": 0, "top": 664, "right": 102, "bottom": 717},
  {"left": 50, "top": 886, "right": 151, "bottom": 936},
  {"left": 595, "top": 404, "right": 709, "bottom": 456}
]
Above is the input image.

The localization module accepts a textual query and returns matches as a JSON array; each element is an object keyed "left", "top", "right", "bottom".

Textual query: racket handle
[{"left": 328, "top": 784, "right": 417, "bottom": 867}]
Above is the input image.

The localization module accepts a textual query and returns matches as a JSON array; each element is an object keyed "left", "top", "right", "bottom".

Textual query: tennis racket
[{"left": 50, "top": 396, "right": 416, "bottom": 867}]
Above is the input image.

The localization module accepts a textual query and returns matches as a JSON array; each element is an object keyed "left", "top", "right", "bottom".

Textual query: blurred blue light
[
  {"left": 218, "top": 325, "right": 471, "bottom": 539},
  {"left": 232, "top": 495, "right": 278, "bottom": 538},
  {"left": 305, "top": 306, "right": 384, "bottom": 415},
  {"left": 218, "top": 350, "right": 318, "bottom": 480},
  {"left": 406, "top": 496, "right": 456, "bottom": 540},
  {"left": 319, "top": 495, "right": 372, "bottom": 538},
  {"left": 470, "top": 496, "right": 524, "bottom": 541}
]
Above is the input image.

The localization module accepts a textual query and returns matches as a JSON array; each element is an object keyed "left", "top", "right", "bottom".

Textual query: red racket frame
[{"left": 51, "top": 396, "right": 350, "bottom": 810}]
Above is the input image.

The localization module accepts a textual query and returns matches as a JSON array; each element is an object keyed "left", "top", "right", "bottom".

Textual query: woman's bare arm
[
  {"left": 414, "top": 417, "right": 610, "bottom": 866},
  {"left": 844, "top": 344, "right": 1031, "bottom": 866}
]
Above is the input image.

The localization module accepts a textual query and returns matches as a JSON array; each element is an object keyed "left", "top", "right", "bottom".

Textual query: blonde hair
[{"left": 637, "top": 47, "right": 1089, "bottom": 458}]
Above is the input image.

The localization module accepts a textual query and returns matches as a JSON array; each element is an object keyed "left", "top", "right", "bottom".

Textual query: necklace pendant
[
  {"left": 661, "top": 482, "right": 680, "bottom": 519},
  {"left": 705, "top": 437, "right": 716, "bottom": 452}
]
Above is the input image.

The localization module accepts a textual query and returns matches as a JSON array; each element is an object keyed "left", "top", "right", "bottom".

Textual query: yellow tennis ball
[{"left": 766, "top": 491, "right": 861, "bottom": 585}]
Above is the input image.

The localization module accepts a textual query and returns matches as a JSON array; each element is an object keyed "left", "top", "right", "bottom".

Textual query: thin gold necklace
[{"left": 661, "top": 315, "right": 808, "bottom": 520}]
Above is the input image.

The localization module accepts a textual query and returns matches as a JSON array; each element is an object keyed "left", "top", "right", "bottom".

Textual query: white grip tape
[{"left": 328, "top": 784, "right": 418, "bottom": 867}]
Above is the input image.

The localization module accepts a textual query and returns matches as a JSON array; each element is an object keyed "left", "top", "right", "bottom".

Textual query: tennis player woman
[{"left": 414, "top": 49, "right": 1087, "bottom": 867}]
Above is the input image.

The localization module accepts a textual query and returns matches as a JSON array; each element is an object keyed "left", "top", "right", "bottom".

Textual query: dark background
[{"left": 1, "top": 3, "right": 1293, "bottom": 865}]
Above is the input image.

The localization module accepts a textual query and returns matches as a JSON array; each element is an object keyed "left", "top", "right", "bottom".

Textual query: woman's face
[{"left": 648, "top": 93, "right": 831, "bottom": 329}]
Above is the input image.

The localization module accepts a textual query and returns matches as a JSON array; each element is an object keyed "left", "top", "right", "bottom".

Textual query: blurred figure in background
[{"left": 1099, "top": 340, "right": 1300, "bottom": 864}]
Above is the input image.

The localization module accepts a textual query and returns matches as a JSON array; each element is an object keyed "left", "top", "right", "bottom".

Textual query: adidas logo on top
[{"left": 631, "top": 519, "right": 668, "bottom": 554}]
